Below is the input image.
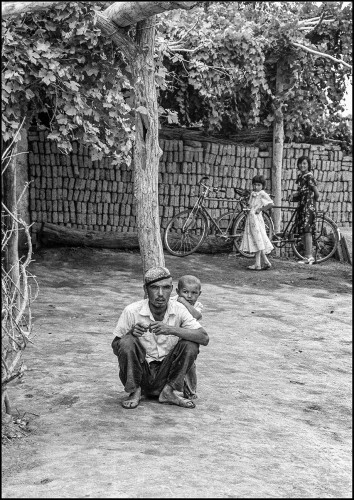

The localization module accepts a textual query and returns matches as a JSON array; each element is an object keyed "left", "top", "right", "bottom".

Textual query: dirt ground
[{"left": 1, "top": 246, "right": 352, "bottom": 498}]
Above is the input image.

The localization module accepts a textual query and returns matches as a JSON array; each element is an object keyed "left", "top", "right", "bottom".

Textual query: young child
[
  {"left": 239, "top": 174, "right": 274, "bottom": 271},
  {"left": 170, "top": 275, "right": 203, "bottom": 399},
  {"left": 291, "top": 156, "right": 320, "bottom": 265}
]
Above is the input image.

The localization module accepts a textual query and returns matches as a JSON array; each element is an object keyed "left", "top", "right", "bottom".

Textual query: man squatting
[{"left": 111, "top": 266, "right": 209, "bottom": 409}]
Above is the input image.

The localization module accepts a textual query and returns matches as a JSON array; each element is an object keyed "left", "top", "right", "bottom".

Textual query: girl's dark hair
[
  {"left": 297, "top": 156, "right": 312, "bottom": 171},
  {"left": 252, "top": 174, "right": 266, "bottom": 188}
]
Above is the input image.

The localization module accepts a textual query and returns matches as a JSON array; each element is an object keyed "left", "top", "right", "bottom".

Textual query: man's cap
[{"left": 144, "top": 266, "right": 172, "bottom": 286}]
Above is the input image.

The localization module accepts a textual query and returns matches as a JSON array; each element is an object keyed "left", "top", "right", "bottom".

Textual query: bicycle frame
[
  {"left": 186, "top": 190, "right": 246, "bottom": 238},
  {"left": 271, "top": 205, "right": 300, "bottom": 247}
]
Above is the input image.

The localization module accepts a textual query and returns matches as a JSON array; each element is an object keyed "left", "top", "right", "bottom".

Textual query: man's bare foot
[
  {"left": 159, "top": 384, "right": 195, "bottom": 408},
  {"left": 121, "top": 387, "right": 141, "bottom": 409}
]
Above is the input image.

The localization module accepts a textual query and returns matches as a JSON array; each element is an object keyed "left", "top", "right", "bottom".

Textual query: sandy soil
[{"left": 1, "top": 247, "right": 352, "bottom": 498}]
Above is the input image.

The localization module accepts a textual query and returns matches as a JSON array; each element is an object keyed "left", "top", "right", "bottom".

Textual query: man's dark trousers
[{"left": 112, "top": 333, "right": 199, "bottom": 394}]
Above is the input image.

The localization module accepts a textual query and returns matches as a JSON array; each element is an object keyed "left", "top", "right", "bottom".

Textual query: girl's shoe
[
  {"left": 247, "top": 265, "right": 262, "bottom": 271},
  {"left": 262, "top": 263, "right": 272, "bottom": 270},
  {"left": 298, "top": 256, "right": 315, "bottom": 265}
]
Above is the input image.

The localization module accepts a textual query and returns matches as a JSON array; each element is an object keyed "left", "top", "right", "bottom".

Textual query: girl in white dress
[{"left": 240, "top": 175, "right": 274, "bottom": 270}]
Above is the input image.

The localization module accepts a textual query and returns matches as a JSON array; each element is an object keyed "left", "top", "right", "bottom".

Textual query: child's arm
[
  {"left": 177, "top": 297, "right": 202, "bottom": 320},
  {"left": 255, "top": 202, "right": 273, "bottom": 214}
]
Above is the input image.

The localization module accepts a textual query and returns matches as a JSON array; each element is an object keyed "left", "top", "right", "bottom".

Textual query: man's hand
[
  {"left": 130, "top": 322, "right": 150, "bottom": 338},
  {"left": 150, "top": 321, "right": 173, "bottom": 336}
]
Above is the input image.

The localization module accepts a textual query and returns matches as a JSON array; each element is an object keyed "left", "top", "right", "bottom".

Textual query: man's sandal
[{"left": 159, "top": 395, "right": 196, "bottom": 409}]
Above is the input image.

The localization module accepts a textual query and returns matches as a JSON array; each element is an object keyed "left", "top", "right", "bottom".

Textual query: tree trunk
[
  {"left": 132, "top": 17, "right": 165, "bottom": 274},
  {"left": 272, "top": 61, "right": 285, "bottom": 235},
  {"left": 39, "top": 223, "right": 233, "bottom": 253},
  {"left": 40, "top": 223, "right": 141, "bottom": 249}
]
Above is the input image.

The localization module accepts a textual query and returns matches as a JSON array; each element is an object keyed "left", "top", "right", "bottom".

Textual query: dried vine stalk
[{"left": 1, "top": 134, "right": 38, "bottom": 437}]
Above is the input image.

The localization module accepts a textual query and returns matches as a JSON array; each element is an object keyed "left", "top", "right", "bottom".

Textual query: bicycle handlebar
[{"left": 199, "top": 176, "right": 226, "bottom": 194}]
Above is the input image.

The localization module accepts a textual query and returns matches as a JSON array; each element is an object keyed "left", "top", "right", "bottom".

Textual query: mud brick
[
  {"left": 29, "top": 141, "right": 39, "bottom": 155},
  {"left": 33, "top": 165, "right": 40, "bottom": 180},
  {"left": 37, "top": 188, "right": 45, "bottom": 201},
  {"left": 105, "top": 168, "right": 113, "bottom": 182},
  {"left": 77, "top": 191, "right": 84, "bottom": 202},
  {"left": 58, "top": 154, "right": 66, "bottom": 166},
  {"left": 66, "top": 178, "right": 74, "bottom": 191},
  {"left": 59, "top": 212, "right": 65, "bottom": 223},
  {"left": 73, "top": 162, "right": 80, "bottom": 177},
  {"left": 75, "top": 167, "right": 83, "bottom": 180},
  {"left": 101, "top": 179, "right": 107, "bottom": 192},
  {"left": 103, "top": 192, "right": 111, "bottom": 203},
  {"left": 38, "top": 198, "right": 45, "bottom": 212},
  {"left": 65, "top": 164, "right": 73, "bottom": 178},
  {"left": 37, "top": 140, "right": 45, "bottom": 154},
  {"left": 96, "top": 190, "right": 103, "bottom": 203},
  {"left": 76, "top": 155, "right": 83, "bottom": 169},
  {"left": 28, "top": 152, "right": 35, "bottom": 167}
]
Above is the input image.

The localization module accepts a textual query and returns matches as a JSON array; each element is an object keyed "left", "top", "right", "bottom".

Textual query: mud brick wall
[{"left": 27, "top": 129, "right": 352, "bottom": 244}]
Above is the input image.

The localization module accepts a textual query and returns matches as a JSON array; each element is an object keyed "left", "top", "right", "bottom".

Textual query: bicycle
[
  {"left": 163, "top": 176, "right": 272, "bottom": 256},
  {"left": 224, "top": 197, "right": 340, "bottom": 264},
  {"left": 164, "top": 177, "right": 340, "bottom": 264}
]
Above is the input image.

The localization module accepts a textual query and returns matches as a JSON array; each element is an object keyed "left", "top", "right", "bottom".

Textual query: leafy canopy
[
  {"left": 2, "top": 1, "right": 134, "bottom": 162},
  {"left": 156, "top": 1, "right": 352, "bottom": 143}
]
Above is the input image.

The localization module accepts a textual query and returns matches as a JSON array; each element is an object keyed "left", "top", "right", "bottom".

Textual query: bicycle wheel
[
  {"left": 292, "top": 214, "right": 339, "bottom": 263},
  {"left": 232, "top": 212, "right": 274, "bottom": 258},
  {"left": 164, "top": 209, "right": 208, "bottom": 256}
]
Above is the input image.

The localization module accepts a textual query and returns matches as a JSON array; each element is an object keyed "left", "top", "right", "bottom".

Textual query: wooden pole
[
  {"left": 272, "top": 61, "right": 285, "bottom": 236},
  {"left": 132, "top": 17, "right": 165, "bottom": 273}
]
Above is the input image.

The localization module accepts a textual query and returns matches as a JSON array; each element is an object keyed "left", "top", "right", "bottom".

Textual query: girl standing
[
  {"left": 292, "top": 156, "right": 320, "bottom": 264},
  {"left": 240, "top": 174, "right": 274, "bottom": 271}
]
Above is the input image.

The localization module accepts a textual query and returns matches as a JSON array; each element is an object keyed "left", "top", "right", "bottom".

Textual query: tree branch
[
  {"left": 292, "top": 42, "right": 352, "bottom": 70},
  {"left": 1, "top": 1, "right": 64, "bottom": 18},
  {"left": 94, "top": 11, "right": 138, "bottom": 61},
  {"left": 102, "top": 1, "right": 199, "bottom": 27}
]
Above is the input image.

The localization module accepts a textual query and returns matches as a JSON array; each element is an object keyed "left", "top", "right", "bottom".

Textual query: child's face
[
  {"left": 252, "top": 182, "right": 263, "bottom": 192},
  {"left": 298, "top": 159, "right": 309, "bottom": 174},
  {"left": 177, "top": 282, "right": 201, "bottom": 305}
]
